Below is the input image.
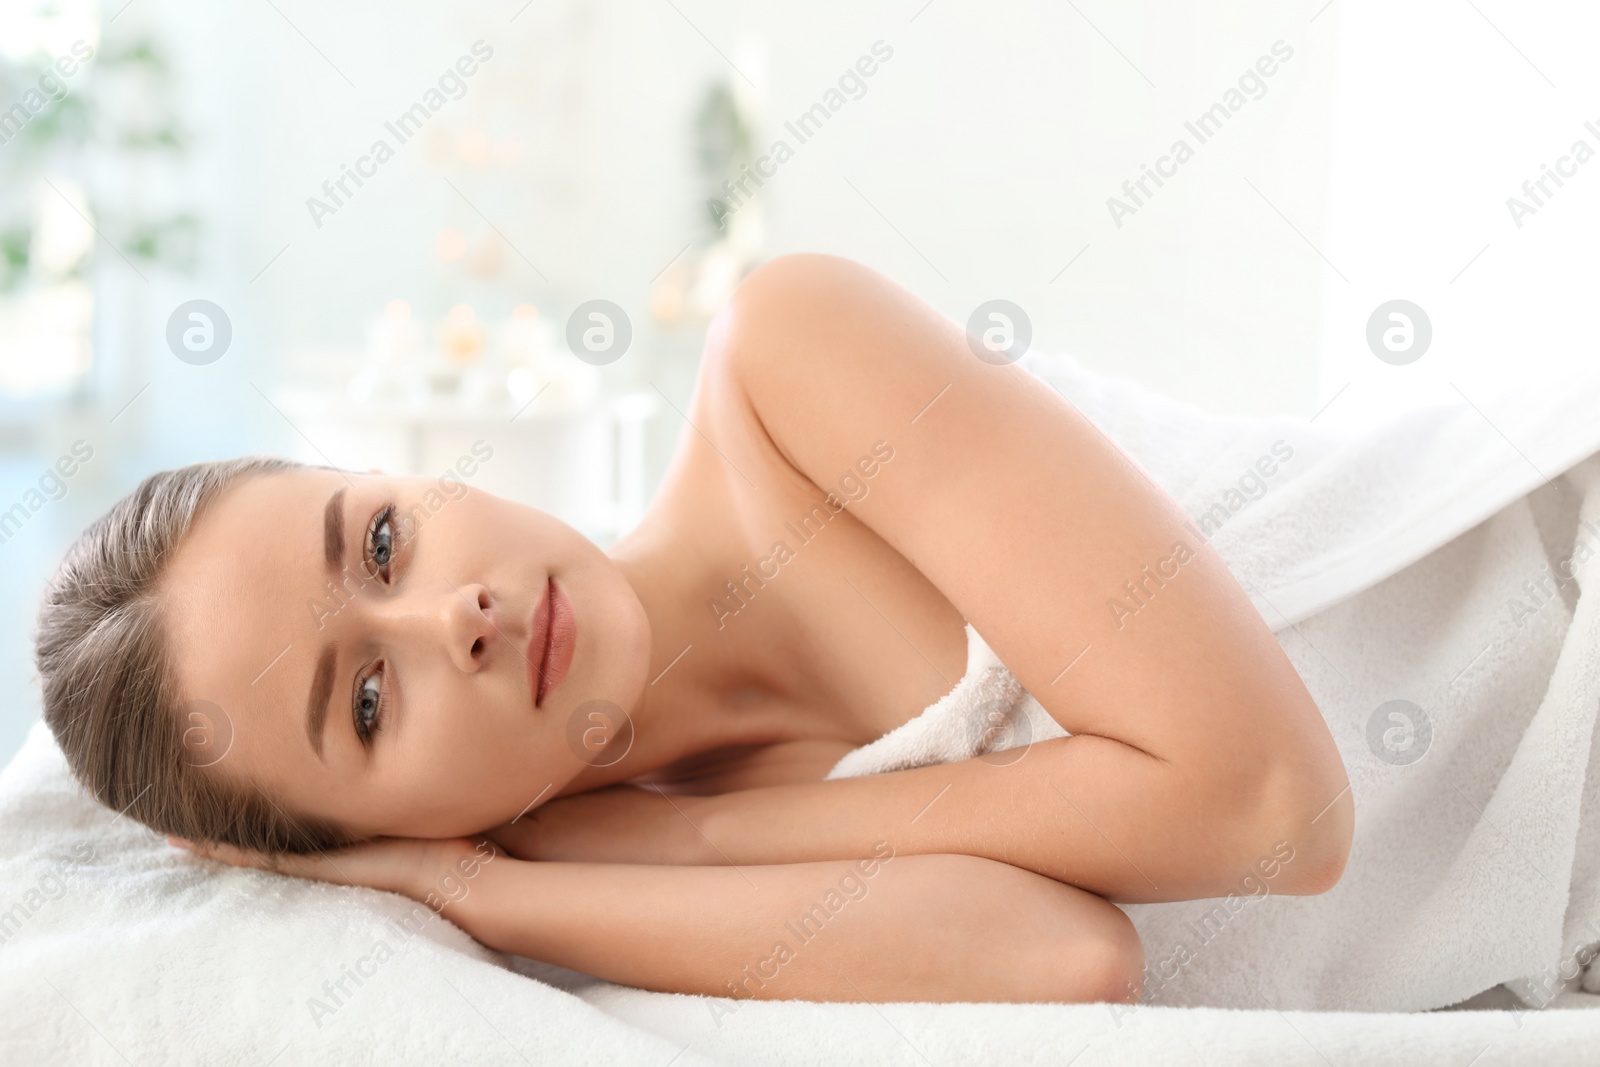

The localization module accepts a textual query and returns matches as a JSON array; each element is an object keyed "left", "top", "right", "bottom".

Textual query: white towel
[
  {"left": 825, "top": 623, "right": 1069, "bottom": 780},
  {"left": 0, "top": 723, "right": 721, "bottom": 1065},
  {"left": 825, "top": 350, "right": 1600, "bottom": 1014},
  {"left": 17, "top": 720, "right": 1600, "bottom": 1067}
]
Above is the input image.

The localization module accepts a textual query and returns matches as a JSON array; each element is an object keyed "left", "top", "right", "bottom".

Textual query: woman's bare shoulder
[{"left": 702, "top": 253, "right": 1344, "bottom": 823}]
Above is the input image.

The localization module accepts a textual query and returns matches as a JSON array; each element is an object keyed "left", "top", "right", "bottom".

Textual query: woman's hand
[
  {"left": 167, "top": 833, "right": 502, "bottom": 916},
  {"left": 482, "top": 784, "right": 713, "bottom": 866}
]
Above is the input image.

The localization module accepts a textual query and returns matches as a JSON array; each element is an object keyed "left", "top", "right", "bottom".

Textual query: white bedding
[
  {"left": 8, "top": 352, "right": 1600, "bottom": 1063},
  {"left": 0, "top": 728, "right": 1595, "bottom": 1067}
]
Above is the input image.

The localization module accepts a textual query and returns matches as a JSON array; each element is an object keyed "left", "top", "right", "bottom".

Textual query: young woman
[{"left": 34, "top": 252, "right": 1353, "bottom": 1006}]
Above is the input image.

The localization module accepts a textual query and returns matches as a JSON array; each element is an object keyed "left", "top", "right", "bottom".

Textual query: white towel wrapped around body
[{"left": 829, "top": 350, "right": 1600, "bottom": 1014}]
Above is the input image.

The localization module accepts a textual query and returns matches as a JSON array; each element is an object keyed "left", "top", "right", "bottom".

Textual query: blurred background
[{"left": 1, "top": 0, "right": 1596, "bottom": 764}]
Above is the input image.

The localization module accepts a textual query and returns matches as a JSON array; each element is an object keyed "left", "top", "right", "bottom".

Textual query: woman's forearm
[
  {"left": 687, "top": 735, "right": 1336, "bottom": 905},
  {"left": 507, "top": 733, "right": 1340, "bottom": 904},
  {"left": 449, "top": 848, "right": 1143, "bottom": 1005}
]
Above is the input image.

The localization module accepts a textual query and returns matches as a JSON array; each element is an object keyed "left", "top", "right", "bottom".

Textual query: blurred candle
[{"left": 441, "top": 303, "right": 486, "bottom": 366}]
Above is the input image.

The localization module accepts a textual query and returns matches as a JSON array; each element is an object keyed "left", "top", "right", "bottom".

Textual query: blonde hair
[{"left": 34, "top": 456, "right": 355, "bottom": 854}]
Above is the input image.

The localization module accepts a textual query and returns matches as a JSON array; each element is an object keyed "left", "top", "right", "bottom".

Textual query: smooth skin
[{"left": 168, "top": 253, "right": 1354, "bottom": 1005}]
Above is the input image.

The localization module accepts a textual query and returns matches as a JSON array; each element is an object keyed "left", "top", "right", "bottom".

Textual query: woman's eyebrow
[
  {"left": 306, "top": 643, "right": 335, "bottom": 760},
  {"left": 324, "top": 487, "right": 346, "bottom": 570},
  {"left": 306, "top": 486, "right": 348, "bottom": 761}
]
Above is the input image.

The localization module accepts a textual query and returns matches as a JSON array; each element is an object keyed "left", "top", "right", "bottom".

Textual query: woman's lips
[{"left": 529, "top": 577, "right": 576, "bottom": 708}]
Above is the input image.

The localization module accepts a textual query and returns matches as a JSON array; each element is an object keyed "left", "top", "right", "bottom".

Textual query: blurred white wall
[
  {"left": 1314, "top": 0, "right": 1600, "bottom": 434},
  {"left": 1, "top": 0, "right": 1595, "bottom": 765},
  {"left": 749, "top": 2, "right": 1337, "bottom": 417}
]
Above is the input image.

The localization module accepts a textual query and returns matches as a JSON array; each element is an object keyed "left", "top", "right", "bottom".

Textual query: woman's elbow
[
  {"left": 1032, "top": 884, "right": 1146, "bottom": 1005},
  {"left": 1290, "top": 785, "right": 1354, "bottom": 895},
  {"left": 1255, "top": 759, "right": 1355, "bottom": 896},
  {"left": 1074, "top": 916, "right": 1145, "bottom": 1005}
]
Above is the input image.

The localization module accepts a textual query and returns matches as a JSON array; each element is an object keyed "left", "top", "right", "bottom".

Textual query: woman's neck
[{"left": 561, "top": 517, "right": 803, "bottom": 794}]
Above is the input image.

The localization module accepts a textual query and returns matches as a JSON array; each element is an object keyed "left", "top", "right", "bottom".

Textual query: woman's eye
[
  {"left": 354, "top": 667, "right": 385, "bottom": 743},
  {"left": 367, "top": 505, "right": 395, "bottom": 577}
]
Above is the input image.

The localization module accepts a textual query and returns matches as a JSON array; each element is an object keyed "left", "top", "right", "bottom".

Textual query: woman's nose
[
  {"left": 442, "top": 583, "right": 496, "bottom": 671},
  {"left": 377, "top": 581, "right": 497, "bottom": 672}
]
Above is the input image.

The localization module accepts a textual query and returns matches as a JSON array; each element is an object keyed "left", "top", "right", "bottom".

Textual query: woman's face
[{"left": 159, "top": 466, "right": 652, "bottom": 840}]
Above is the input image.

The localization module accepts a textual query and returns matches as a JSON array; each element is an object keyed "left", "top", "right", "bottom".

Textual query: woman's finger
[
  {"left": 168, "top": 835, "right": 308, "bottom": 878},
  {"left": 167, "top": 833, "right": 491, "bottom": 906}
]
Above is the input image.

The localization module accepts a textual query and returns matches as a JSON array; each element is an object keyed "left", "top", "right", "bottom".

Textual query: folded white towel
[
  {"left": 825, "top": 350, "right": 1600, "bottom": 1014},
  {"left": 826, "top": 623, "right": 1069, "bottom": 780}
]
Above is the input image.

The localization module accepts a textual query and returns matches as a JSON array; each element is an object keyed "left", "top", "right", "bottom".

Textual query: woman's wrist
[
  {"left": 437, "top": 848, "right": 549, "bottom": 954},
  {"left": 407, "top": 838, "right": 503, "bottom": 920},
  {"left": 494, "top": 785, "right": 729, "bottom": 866}
]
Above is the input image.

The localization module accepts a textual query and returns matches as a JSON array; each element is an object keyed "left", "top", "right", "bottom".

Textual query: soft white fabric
[
  {"left": 8, "top": 351, "right": 1600, "bottom": 1062},
  {"left": 825, "top": 622, "right": 1069, "bottom": 780},
  {"left": 0, "top": 721, "right": 718, "bottom": 1067},
  {"left": 827, "top": 349, "right": 1600, "bottom": 1016},
  {"left": 2, "top": 722, "right": 1597, "bottom": 1067}
]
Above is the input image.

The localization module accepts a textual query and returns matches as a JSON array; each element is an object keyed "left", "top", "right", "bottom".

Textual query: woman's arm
[
  {"left": 169, "top": 835, "right": 1144, "bottom": 1005},
  {"left": 492, "top": 740, "right": 1339, "bottom": 904},
  {"left": 698, "top": 252, "right": 1353, "bottom": 896},
  {"left": 691, "top": 741, "right": 1331, "bottom": 903},
  {"left": 457, "top": 850, "right": 1143, "bottom": 1005}
]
